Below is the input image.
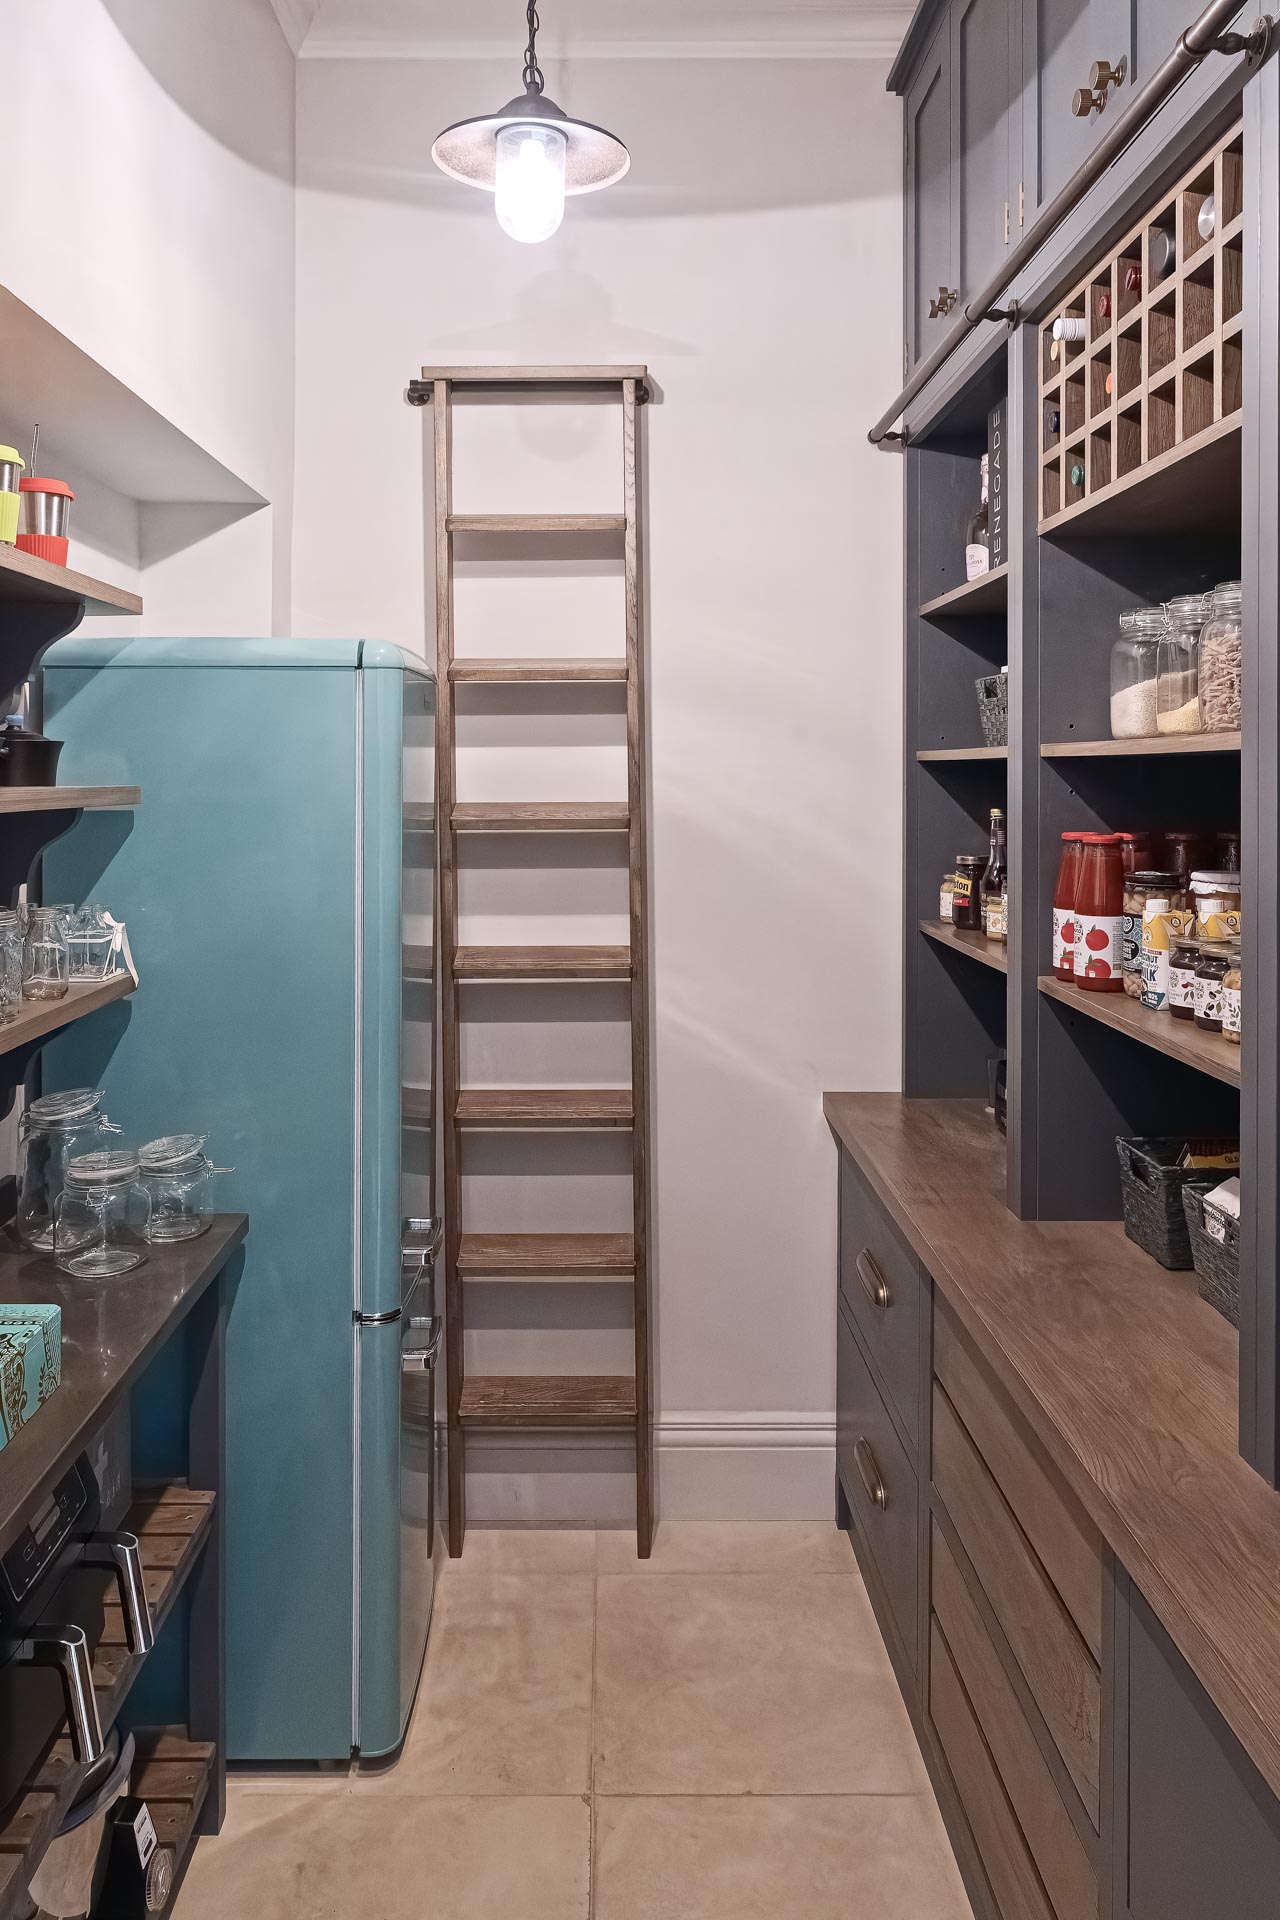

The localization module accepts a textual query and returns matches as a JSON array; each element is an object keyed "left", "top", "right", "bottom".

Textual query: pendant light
[{"left": 431, "top": 2, "right": 630, "bottom": 244}]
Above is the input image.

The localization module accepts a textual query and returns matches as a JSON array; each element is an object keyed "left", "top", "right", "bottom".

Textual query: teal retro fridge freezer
[{"left": 40, "top": 638, "right": 438, "bottom": 1763}]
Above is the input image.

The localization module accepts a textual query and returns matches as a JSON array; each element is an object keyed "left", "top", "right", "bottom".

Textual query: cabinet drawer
[
  {"left": 932, "top": 1382, "right": 1101, "bottom": 1825},
  {"left": 837, "top": 1298, "right": 919, "bottom": 1672},
  {"left": 838, "top": 1150, "right": 922, "bottom": 1454},
  {"left": 931, "top": 1618, "right": 1056, "bottom": 1920},
  {"left": 935, "top": 1299, "right": 1102, "bottom": 1658},
  {"left": 932, "top": 1521, "right": 1097, "bottom": 1920}
]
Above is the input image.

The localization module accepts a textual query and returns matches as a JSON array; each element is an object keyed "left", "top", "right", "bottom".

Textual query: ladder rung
[
  {"left": 455, "top": 1088, "right": 633, "bottom": 1129},
  {"left": 451, "top": 802, "right": 629, "bottom": 834},
  {"left": 455, "top": 945, "right": 630, "bottom": 982},
  {"left": 450, "top": 657, "right": 628, "bottom": 684},
  {"left": 459, "top": 1375, "right": 637, "bottom": 1426},
  {"left": 459, "top": 1233, "right": 635, "bottom": 1277},
  {"left": 447, "top": 514, "right": 626, "bottom": 534}
]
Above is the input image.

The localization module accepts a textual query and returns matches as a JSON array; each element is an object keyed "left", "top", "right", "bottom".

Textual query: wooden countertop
[
  {"left": 0, "top": 1214, "right": 248, "bottom": 1550},
  {"left": 823, "top": 1092, "right": 1280, "bottom": 1804}
]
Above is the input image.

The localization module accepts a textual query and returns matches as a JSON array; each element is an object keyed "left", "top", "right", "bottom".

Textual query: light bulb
[{"left": 494, "top": 124, "right": 567, "bottom": 244}]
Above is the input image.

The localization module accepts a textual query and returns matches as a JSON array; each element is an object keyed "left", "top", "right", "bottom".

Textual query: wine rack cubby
[{"left": 1038, "top": 121, "right": 1243, "bottom": 531}]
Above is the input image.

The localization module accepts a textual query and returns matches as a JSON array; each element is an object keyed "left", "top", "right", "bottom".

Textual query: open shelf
[
  {"left": 128, "top": 1729, "right": 216, "bottom": 1883},
  {"left": 449, "top": 657, "right": 628, "bottom": 684},
  {"left": 458, "top": 1232, "right": 635, "bottom": 1277},
  {"left": 454, "top": 944, "right": 630, "bottom": 981},
  {"left": 402, "top": 1086, "right": 431, "bottom": 1128},
  {"left": 1038, "top": 975, "right": 1240, "bottom": 1088},
  {"left": 403, "top": 802, "right": 435, "bottom": 831},
  {"left": 456, "top": 1086, "right": 634, "bottom": 1129},
  {"left": 446, "top": 514, "right": 626, "bottom": 535},
  {"left": 402, "top": 945, "right": 433, "bottom": 981},
  {"left": 0, "top": 785, "right": 140, "bottom": 814},
  {"left": 917, "top": 745, "right": 1008, "bottom": 763},
  {"left": 0, "top": 973, "right": 134, "bottom": 1060},
  {"left": 1041, "top": 414, "right": 1241, "bottom": 538},
  {"left": 451, "top": 802, "right": 629, "bottom": 834},
  {"left": 1041, "top": 733, "right": 1241, "bottom": 758},
  {"left": 919, "top": 564, "right": 1009, "bottom": 620},
  {"left": 921, "top": 919, "right": 1009, "bottom": 974},
  {"left": 458, "top": 1374, "right": 637, "bottom": 1426},
  {"left": 0, "top": 545, "right": 141, "bottom": 616}
]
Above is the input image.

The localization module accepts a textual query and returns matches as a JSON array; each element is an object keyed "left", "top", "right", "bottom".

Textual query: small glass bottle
[
  {"left": 1110, "top": 610, "right": 1162, "bottom": 737},
  {"left": 1157, "top": 593, "right": 1211, "bottom": 735},
  {"left": 1198, "top": 580, "right": 1243, "bottom": 733},
  {"left": 982, "top": 808, "right": 1007, "bottom": 940},
  {"left": 939, "top": 873, "right": 957, "bottom": 923},
  {"left": 965, "top": 456, "right": 990, "bottom": 582}
]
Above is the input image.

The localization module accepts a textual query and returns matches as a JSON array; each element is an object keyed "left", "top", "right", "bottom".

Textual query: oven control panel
[{"left": 0, "top": 1460, "right": 92, "bottom": 1617}]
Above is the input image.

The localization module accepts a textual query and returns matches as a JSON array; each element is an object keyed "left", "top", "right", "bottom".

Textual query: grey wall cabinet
[
  {"left": 906, "top": 17, "right": 957, "bottom": 369},
  {"left": 1023, "top": 0, "right": 1133, "bottom": 211},
  {"left": 955, "top": 0, "right": 1021, "bottom": 306}
]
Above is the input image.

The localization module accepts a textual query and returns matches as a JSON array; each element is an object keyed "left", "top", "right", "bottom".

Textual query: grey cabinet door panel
[
  {"left": 1027, "top": 0, "right": 1133, "bottom": 212},
  {"left": 954, "top": 0, "right": 1015, "bottom": 304},
  {"left": 1124, "top": 1588, "right": 1280, "bottom": 1919},
  {"left": 837, "top": 1298, "right": 920, "bottom": 1672},
  {"left": 838, "top": 1149, "right": 923, "bottom": 1456},
  {"left": 906, "top": 17, "right": 956, "bottom": 368}
]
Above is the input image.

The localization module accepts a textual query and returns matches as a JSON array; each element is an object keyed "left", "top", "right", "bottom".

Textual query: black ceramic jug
[{"left": 0, "top": 715, "right": 63, "bottom": 785}]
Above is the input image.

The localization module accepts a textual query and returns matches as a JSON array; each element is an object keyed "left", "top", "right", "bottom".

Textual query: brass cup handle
[
  {"left": 853, "top": 1437, "right": 888, "bottom": 1511},
  {"left": 855, "top": 1249, "right": 891, "bottom": 1312}
]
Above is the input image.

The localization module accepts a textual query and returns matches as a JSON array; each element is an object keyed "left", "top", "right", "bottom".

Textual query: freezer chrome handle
[
  {"left": 81, "top": 1530, "right": 155, "bottom": 1654},
  {"left": 403, "top": 1316, "right": 443, "bottom": 1374},
  {"left": 402, "top": 1217, "right": 442, "bottom": 1260},
  {"left": 17, "top": 1625, "right": 106, "bottom": 1763}
]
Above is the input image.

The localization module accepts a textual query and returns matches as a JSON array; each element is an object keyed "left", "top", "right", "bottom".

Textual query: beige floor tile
[
  {"left": 179, "top": 1791, "right": 590, "bottom": 1920},
  {"left": 367, "top": 1573, "right": 595, "bottom": 1794},
  {"left": 594, "top": 1573, "right": 927, "bottom": 1795},
  {"left": 597, "top": 1521, "right": 854, "bottom": 1576},
  {"left": 594, "top": 1795, "right": 972, "bottom": 1920},
  {"left": 451, "top": 1525, "right": 597, "bottom": 1574}
]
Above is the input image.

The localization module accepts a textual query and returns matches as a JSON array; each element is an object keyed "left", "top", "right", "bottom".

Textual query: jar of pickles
[
  {"left": 1168, "top": 931, "right": 1201, "bottom": 1021},
  {"left": 1194, "top": 941, "right": 1234, "bottom": 1033}
]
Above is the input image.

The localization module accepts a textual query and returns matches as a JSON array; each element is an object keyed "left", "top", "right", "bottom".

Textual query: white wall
[
  {"left": 293, "top": 50, "right": 904, "bottom": 1520},
  {"left": 0, "top": 0, "right": 296, "bottom": 632}
]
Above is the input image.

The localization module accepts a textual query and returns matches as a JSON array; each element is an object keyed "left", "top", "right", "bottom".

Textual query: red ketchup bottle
[
  {"left": 1052, "top": 833, "right": 1084, "bottom": 981},
  {"left": 1073, "top": 833, "right": 1125, "bottom": 991}
]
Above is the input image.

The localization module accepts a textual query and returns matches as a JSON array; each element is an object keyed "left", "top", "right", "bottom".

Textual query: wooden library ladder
[{"left": 413, "top": 365, "right": 654, "bottom": 1558}]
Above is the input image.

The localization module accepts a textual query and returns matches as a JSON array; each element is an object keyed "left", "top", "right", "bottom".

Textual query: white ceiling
[{"left": 270, "top": 0, "right": 913, "bottom": 59}]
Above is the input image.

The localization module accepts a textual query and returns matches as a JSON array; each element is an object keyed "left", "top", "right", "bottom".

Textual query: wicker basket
[
  {"left": 1183, "top": 1187, "right": 1241, "bottom": 1326},
  {"left": 1115, "top": 1136, "right": 1238, "bottom": 1270},
  {"left": 975, "top": 673, "right": 1009, "bottom": 748}
]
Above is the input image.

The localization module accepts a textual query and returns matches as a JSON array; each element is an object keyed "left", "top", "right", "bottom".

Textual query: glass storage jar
[
  {"left": 0, "top": 909, "right": 21, "bottom": 1023},
  {"left": 1190, "top": 870, "right": 1242, "bottom": 941},
  {"left": 1194, "top": 941, "right": 1234, "bottom": 1033},
  {"left": 1123, "top": 872, "right": 1180, "bottom": 1001},
  {"left": 54, "top": 1150, "right": 151, "bottom": 1278},
  {"left": 1110, "top": 609, "right": 1162, "bottom": 738},
  {"left": 1222, "top": 951, "right": 1242, "bottom": 1044},
  {"left": 16, "top": 1088, "right": 121, "bottom": 1251},
  {"left": 139, "top": 1135, "right": 225, "bottom": 1243},
  {"left": 21, "top": 904, "right": 69, "bottom": 1001},
  {"left": 952, "top": 854, "right": 986, "bottom": 932},
  {"left": 64, "top": 905, "right": 116, "bottom": 981},
  {"left": 1157, "top": 593, "right": 1211, "bottom": 735},
  {"left": 1168, "top": 932, "right": 1202, "bottom": 1021},
  {"left": 1198, "top": 581, "right": 1243, "bottom": 733}
]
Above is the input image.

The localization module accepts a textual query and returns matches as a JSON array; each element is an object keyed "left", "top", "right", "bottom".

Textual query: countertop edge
[{"left": 823, "top": 1091, "right": 1280, "bottom": 1805}]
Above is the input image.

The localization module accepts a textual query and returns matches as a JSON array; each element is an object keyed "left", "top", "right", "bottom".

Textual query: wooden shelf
[
  {"left": 0, "top": 544, "right": 141, "bottom": 616},
  {"left": 403, "top": 945, "right": 433, "bottom": 981},
  {"left": 447, "top": 514, "right": 626, "bottom": 535},
  {"left": 129, "top": 1728, "right": 216, "bottom": 1882},
  {"left": 419, "top": 364, "right": 647, "bottom": 393},
  {"left": 402, "top": 1086, "right": 431, "bottom": 1127},
  {"left": 1042, "top": 415, "right": 1242, "bottom": 539},
  {"left": 921, "top": 919, "right": 1009, "bottom": 974},
  {"left": 454, "top": 944, "right": 630, "bottom": 981},
  {"left": 0, "top": 973, "right": 134, "bottom": 1060},
  {"left": 459, "top": 1375, "right": 638, "bottom": 1426},
  {"left": 1038, "top": 974, "right": 1240, "bottom": 1087},
  {"left": 403, "top": 802, "right": 435, "bottom": 830},
  {"left": 450, "top": 658, "right": 628, "bottom": 684},
  {"left": 917, "top": 745, "right": 1008, "bottom": 762},
  {"left": 458, "top": 1232, "right": 635, "bottom": 1277},
  {"left": 918, "top": 565, "right": 1009, "bottom": 619},
  {"left": 0, "top": 785, "right": 140, "bottom": 815},
  {"left": 1041, "top": 733, "right": 1241, "bottom": 758},
  {"left": 451, "top": 801, "right": 629, "bottom": 834},
  {"left": 456, "top": 1087, "right": 634, "bottom": 1129}
]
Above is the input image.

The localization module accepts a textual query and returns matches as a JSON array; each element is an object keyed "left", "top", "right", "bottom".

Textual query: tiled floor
[{"left": 179, "top": 1524, "right": 972, "bottom": 1919}]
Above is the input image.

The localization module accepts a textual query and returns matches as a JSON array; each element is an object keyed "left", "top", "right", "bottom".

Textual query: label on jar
[
  {"left": 1142, "top": 905, "right": 1194, "bottom": 1009},
  {"left": 1121, "top": 905, "right": 1144, "bottom": 980},
  {"left": 985, "top": 896, "right": 1003, "bottom": 939},
  {"left": 1074, "top": 914, "right": 1122, "bottom": 984},
  {"left": 953, "top": 875, "right": 973, "bottom": 906},
  {"left": 1169, "top": 957, "right": 1199, "bottom": 1012},
  {"left": 940, "top": 886, "right": 954, "bottom": 923},
  {"left": 1223, "top": 983, "right": 1242, "bottom": 1038},
  {"left": 1052, "top": 907, "right": 1075, "bottom": 972},
  {"left": 1195, "top": 968, "right": 1226, "bottom": 1027},
  {"left": 965, "top": 545, "right": 991, "bottom": 581},
  {"left": 1199, "top": 905, "right": 1242, "bottom": 941}
]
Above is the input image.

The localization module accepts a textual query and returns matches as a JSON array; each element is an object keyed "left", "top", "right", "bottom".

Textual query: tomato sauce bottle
[
  {"left": 1052, "top": 833, "right": 1084, "bottom": 981},
  {"left": 1073, "top": 833, "right": 1125, "bottom": 991}
]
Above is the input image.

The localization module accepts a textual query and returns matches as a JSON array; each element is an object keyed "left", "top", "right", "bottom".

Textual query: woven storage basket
[
  {"left": 975, "top": 673, "right": 1009, "bottom": 748},
  {"left": 1115, "top": 1136, "right": 1238, "bottom": 1270},
  {"left": 1182, "top": 1187, "right": 1241, "bottom": 1326}
]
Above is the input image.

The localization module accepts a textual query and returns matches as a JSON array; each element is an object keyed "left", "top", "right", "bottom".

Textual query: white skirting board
[{"left": 447, "top": 1414, "right": 838, "bottom": 1525}]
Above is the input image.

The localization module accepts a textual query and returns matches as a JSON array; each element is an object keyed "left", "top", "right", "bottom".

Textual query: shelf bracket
[
  {"left": 967, "top": 298, "right": 1021, "bottom": 327},
  {"left": 405, "top": 380, "right": 433, "bottom": 407}
]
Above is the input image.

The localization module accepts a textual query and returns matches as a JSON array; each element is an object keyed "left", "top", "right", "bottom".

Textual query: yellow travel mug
[{"left": 0, "top": 447, "right": 24, "bottom": 545}]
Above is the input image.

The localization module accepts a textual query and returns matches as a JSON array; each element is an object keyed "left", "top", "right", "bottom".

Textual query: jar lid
[
  {"left": 66, "top": 1148, "right": 141, "bottom": 1186},
  {"left": 1129, "top": 870, "right": 1179, "bottom": 885},
  {"left": 139, "top": 1133, "right": 208, "bottom": 1171},
  {"left": 1132, "top": 609, "right": 1167, "bottom": 635},
  {"left": 1190, "top": 870, "right": 1242, "bottom": 888},
  {"left": 956, "top": 853, "right": 986, "bottom": 868},
  {"left": 1061, "top": 831, "right": 1083, "bottom": 841},
  {"left": 1197, "top": 940, "right": 1238, "bottom": 957},
  {"left": 1079, "top": 832, "right": 1120, "bottom": 843},
  {"left": 28, "top": 1088, "right": 105, "bottom": 1126},
  {"left": 1213, "top": 579, "right": 1243, "bottom": 601}
]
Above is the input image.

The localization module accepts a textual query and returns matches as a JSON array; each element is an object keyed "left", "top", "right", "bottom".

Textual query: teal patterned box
[{"left": 0, "top": 1306, "right": 62, "bottom": 1451}]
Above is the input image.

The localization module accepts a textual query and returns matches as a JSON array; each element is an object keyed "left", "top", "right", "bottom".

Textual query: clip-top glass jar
[
  {"left": 0, "top": 909, "right": 21, "bottom": 1024},
  {"left": 139, "top": 1135, "right": 227, "bottom": 1243},
  {"left": 1198, "top": 581, "right": 1243, "bottom": 733},
  {"left": 1111, "top": 610, "right": 1162, "bottom": 738},
  {"left": 1157, "top": 593, "right": 1211, "bottom": 735},
  {"left": 16, "top": 1088, "right": 121, "bottom": 1250},
  {"left": 54, "top": 1150, "right": 151, "bottom": 1277}
]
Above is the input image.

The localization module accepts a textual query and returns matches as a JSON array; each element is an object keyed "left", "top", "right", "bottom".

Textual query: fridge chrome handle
[
  {"left": 403, "top": 1316, "right": 443, "bottom": 1374},
  {"left": 402, "top": 1217, "right": 442, "bottom": 1260},
  {"left": 80, "top": 1530, "right": 155, "bottom": 1654},
  {"left": 17, "top": 1625, "right": 106, "bottom": 1763}
]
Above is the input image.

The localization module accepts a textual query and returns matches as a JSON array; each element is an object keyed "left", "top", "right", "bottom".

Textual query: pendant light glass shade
[{"left": 431, "top": 5, "right": 628, "bottom": 240}]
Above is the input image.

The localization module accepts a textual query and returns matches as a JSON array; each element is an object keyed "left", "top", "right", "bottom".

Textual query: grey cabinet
[
  {"left": 1025, "top": 0, "right": 1133, "bottom": 212},
  {"left": 906, "top": 17, "right": 957, "bottom": 369},
  {"left": 954, "top": 0, "right": 1020, "bottom": 308}
]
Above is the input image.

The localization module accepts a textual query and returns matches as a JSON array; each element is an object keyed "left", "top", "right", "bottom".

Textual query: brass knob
[
  {"left": 1090, "top": 56, "right": 1126, "bottom": 90},
  {"left": 1072, "top": 86, "right": 1098, "bottom": 117}
]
